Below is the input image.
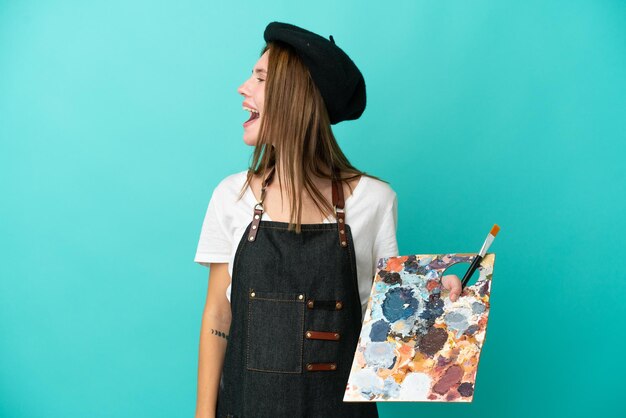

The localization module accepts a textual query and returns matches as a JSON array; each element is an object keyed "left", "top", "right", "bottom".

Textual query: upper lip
[{"left": 243, "top": 102, "right": 258, "bottom": 111}]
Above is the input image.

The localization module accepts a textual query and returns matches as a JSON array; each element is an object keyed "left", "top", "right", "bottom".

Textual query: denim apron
[{"left": 216, "top": 167, "right": 378, "bottom": 418}]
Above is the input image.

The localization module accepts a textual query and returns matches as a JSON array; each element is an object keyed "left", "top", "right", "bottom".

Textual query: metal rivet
[
  {"left": 250, "top": 292, "right": 255, "bottom": 297},
  {"left": 252, "top": 225, "right": 257, "bottom": 229},
  {"left": 335, "top": 301, "right": 342, "bottom": 309},
  {"left": 306, "top": 364, "right": 313, "bottom": 370},
  {"left": 338, "top": 218, "right": 343, "bottom": 223},
  {"left": 298, "top": 294, "right": 304, "bottom": 300},
  {"left": 249, "top": 236, "right": 254, "bottom": 241},
  {"left": 340, "top": 230, "right": 344, "bottom": 234},
  {"left": 334, "top": 333, "right": 340, "bottom": 339},
  {"left": 330, "top": 363, "right": 336, "bottom": 370},
  {"left": 307, "top": 300, "right": 314, "bottom": 308},
  {"left": 341, "top": 241, "right": 346, "bottom": 246},
  {"left": 306, "top": 332, "right": 312, "bottom": 338},
  {"left": 254, "top": 214, "right": 260, "bottom": 219}
]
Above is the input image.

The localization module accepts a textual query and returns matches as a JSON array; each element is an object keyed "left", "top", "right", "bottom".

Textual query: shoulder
[
  {"left": 357, "top": 174, "right": 397, "bottom": 205},
  {"left": 212, "top": 170, "right": 248, "bottom": 197},
  {"left": 347, "top": 174, "right": 397, "bottom": 225},
  {"left": 207, "top": 170, "right": 250, "bottom": 213}
]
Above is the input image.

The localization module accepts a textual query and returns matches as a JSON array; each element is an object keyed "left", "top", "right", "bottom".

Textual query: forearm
[{"left": 195, "top": 310, "right": 231, "bottom": 418}]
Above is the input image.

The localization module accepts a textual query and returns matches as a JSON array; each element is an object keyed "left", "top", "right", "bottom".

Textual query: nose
[{"left": 237, "top": 79, "right": 249, "bottom": 97}]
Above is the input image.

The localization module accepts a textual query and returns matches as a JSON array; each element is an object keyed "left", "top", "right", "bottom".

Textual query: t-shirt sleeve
[
  {"left": 372, "top": 191, "right": 399, "bottom": 266},
  {"left": 194, "top": 185, "right": 232, "bottom": 267}
]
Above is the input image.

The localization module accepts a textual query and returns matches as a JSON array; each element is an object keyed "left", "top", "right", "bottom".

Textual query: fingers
[{"left": 442, "top": 274, "right": 462, "bottom": 302}]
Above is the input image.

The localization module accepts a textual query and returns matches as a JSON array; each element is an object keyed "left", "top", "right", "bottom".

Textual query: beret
[{"left": 263, "top": 21, "right": 366, "bottom": 125}]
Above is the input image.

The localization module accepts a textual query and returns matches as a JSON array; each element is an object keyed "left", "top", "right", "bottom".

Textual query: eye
[{"left": 256, "top": 78, "right": 265, "bottom": 82}]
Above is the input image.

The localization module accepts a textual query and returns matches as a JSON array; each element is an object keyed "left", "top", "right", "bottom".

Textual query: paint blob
[
  {"left": 381, "top": 287, "right": 419, "bottom": 322},
  {"left": 458, "top": 382, "right": 474, "bottom": 397},
  {"left": 369, "top": 319, "right": 391, "bottom": 342},
  {"left": 418, "top": 327, "right": 448, "bottom": 356}
]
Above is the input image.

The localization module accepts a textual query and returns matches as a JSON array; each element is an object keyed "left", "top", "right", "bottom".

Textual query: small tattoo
[{"left": 211, "top": 328, "right": 229, "bottom": 340}]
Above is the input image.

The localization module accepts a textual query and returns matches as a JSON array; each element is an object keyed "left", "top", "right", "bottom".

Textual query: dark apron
[{"left": 216, "top": 167, "right": 378, "bottom": 418}]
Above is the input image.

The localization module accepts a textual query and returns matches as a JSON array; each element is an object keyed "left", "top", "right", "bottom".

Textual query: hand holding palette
[{"left": 343, "top": 252, "right": 495, "bottom": 402}]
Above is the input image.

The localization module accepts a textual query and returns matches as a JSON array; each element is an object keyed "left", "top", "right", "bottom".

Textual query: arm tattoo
[{"left": 211, "top": 328, "right": 229, "bottom": 341}]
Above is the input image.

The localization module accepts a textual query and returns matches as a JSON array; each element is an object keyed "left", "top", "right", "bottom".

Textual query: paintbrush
[{"left": 461, "top": 224, "right": 500, "bottom": 289}]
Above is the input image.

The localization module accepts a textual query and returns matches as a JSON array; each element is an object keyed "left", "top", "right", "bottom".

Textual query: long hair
[{"left": 238, "top": 40, "right": 387, "bottom": 233}]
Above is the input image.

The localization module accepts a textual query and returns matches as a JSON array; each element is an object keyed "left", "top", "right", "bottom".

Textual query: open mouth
[
  {"left": 245, "top": 111, "right": 259, "bottom": 123},
  {"left": 243, "top": 106, "right": 260, "bottom": 127}
]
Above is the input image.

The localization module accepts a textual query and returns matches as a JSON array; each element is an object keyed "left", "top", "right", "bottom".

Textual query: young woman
[{"left": 194, "top": 22, "right": 462, "bottom": 418}]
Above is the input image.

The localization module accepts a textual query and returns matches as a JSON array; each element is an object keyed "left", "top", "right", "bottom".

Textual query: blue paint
[
  {"left": 472, "top": 301, "right": 486, "bottom": 314},
  {"left": 364, "top": 342, "right": 397, "bottom": 369},
  {"left": 382, "top": 287, "right": 419, "bottom": 322},
  {"left": 383, "top": 377, "right": 401, "bottom": 398},
  {"left": 419, "top": 296, "right": 444, "bottom": 321},
  {"left": 369, "top": 319, "right": 391, "bottom": 342},
  {"left": 444, "top": 311, "right": 470, "bottom": 337},
  {"left": 465, "top": 324, "right": 479, "bottom": 335}
]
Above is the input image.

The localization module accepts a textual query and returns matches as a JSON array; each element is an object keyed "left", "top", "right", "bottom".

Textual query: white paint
[{"left": 397, "top": 372, "right": 432, "bottom": 401}]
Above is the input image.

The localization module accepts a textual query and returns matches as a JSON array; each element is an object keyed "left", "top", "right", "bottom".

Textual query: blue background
[{"left": 1, "top": 1, "right": 624, "bottom": 417}]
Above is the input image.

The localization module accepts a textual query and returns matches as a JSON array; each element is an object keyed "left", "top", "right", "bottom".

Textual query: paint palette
[{"left": 344, "top": 253, "right": 495, "bottom": 402}]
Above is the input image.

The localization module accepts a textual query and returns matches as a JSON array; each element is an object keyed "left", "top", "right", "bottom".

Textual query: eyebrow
[{"left": 252, "top": 68, "right": 267, "bottom": 74}]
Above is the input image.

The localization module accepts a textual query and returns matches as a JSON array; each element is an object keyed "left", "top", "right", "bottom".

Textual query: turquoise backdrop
[{"left": 1, "top": 1, "right": 624, "bottom": 417}]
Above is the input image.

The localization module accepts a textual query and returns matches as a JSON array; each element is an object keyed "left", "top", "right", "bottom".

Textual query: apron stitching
[
  {"left": 245, "top": 291, "right": 305, "bottom": 373},
  {"left": 238, "top": 226, "right": 255, "bottom": 416},
  {"left": 227, "top": 222, "right": 252, "bottom": 418},
  {"left": 258, "top": 225, "right": 338, "bottom": 231},
  {"left": 345, "top": 225, "right": 361, "bottom": 320},
  {"left": 299, "top": 296, "right": 305, "bottom": 373},
  {"left": 245, "top": 296, "right": 251, "bottom": 373},
  {"left": 247, "top": 297, "right": 305, "bottom": 302},
  {"left": 245, "top": 367, "right": 303, "bottom": 374}
]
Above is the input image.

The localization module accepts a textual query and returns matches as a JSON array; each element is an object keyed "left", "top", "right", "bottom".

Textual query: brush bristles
[{"left": 490, "top": 224, "right": 500, "bottom": 237}]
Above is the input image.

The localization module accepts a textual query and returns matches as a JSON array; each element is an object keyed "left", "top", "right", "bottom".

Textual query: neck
[{"left": 272, "top": 158, "right": 334, "bottom": 191}]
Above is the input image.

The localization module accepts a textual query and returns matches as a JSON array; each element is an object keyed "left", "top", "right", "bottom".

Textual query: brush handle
[{"left": 461, "top": 254, "right": 483, "bottom": 289}]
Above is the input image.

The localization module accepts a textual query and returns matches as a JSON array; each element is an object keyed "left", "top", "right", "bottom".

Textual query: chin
[{"left": 243, "top": 134, "right": 257, "bottom": 146}]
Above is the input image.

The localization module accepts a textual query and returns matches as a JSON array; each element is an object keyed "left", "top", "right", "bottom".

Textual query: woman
[{"left": 194, "top": 21, "right": 462, "bottom": 418}]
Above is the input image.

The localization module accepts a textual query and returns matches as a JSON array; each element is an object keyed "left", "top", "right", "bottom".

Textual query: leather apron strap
[
  {"left": 331, "top": 168, "right": 348, "bottom": 247},
  {"left": 246, "top": 166, "right": 348, "bottom": 248}
]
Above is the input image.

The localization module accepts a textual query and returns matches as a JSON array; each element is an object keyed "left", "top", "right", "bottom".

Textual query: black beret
[{"left": 263, "top": 21, "right": 366, "bottom": 125}]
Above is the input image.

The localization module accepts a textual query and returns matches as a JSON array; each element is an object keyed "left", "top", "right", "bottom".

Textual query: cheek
[{"left": 257, "top": 92, "right": 265, "bottom": 112}]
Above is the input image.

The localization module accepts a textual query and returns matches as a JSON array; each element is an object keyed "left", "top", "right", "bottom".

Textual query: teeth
[{"left": 243, "top": 106, "right": 259, "bottom": 114}]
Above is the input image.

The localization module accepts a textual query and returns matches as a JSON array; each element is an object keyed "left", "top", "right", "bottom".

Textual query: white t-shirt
[{"left": 194, "top": 170, "right": 399, "bottom": 319}]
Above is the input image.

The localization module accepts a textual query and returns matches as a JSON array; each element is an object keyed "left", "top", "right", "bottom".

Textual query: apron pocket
[{"left": 246, "top": 289, "right": 305, "bottom": 373}]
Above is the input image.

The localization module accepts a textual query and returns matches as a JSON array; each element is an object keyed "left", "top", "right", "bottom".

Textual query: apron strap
[
  {"left": 331, "top": 172, "right": 348, "bottom": 248},
  {"left": 247, "top": 165, "right": 275, "bottom": 243},
  {"left": 247, "top": 165, "right": 348, "bottom": 248}
]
